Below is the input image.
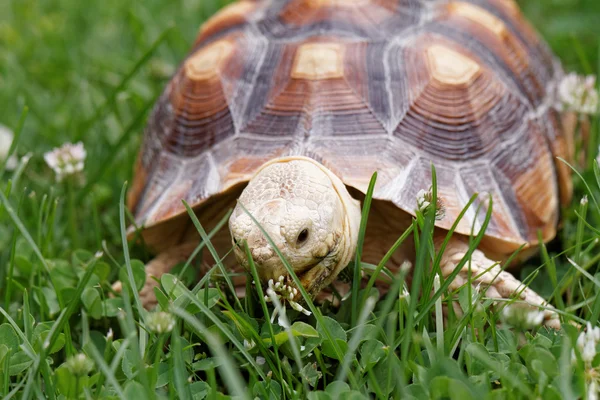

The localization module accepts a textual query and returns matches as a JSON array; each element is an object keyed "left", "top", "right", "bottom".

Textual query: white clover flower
[
  {"left": 289, "top": 300, "right": 311, "bottom": 316},
  {"left": 469, "top": 283, "right": 483, "bottom": 306},
  {"left": 400, "top": 261, "right": 412, "bottom": 274},
  {"left": 501, "top": 304, "right": 545, "bottom": 329},
  {"left": 264, "top": 275, "right": 311, "bottom": 317},
  {"left": 277, "top": 313, "right": 290, "bottom": 329},
  {"left": 146, "top": 311, "right": 176, "bottom": 334},
  {"left": 43, "top": 141, "right": 87, "bottom": 182},
  {"left": 557, "top": 73, "right": 598, "bottom": 115},
  {"left": 525, "top": 310, "right": 545, "bottom": 327},
  {"left": 571, "top": 324, "right": 600, "bottom": 400},
  {"left": 65, "top": 353, "right": 94, "bottom": 377},
  {"left": 416, "top": 189, "right": 430, "bottom": 212},
  {"left": 582, "top": 195, "right": 589, "bottom": 206},
  {"left": 589, "top": 380, "right": 599, "bottom": 400},
  {"left": 415, "top": 187, "right": 445, "bottom": 220},
  {"left": 574, "top": 323, "right": 600, "bottom": 363},
  {"left": 400, "top": 286, "right": 411, "bottom": 301},
  {"left": 256, "top": 356, "right": 266, "bottom": 366},
  {"left": 0, "top": 124, "right": 18, "bottom": 171},
  {"left": 244, "top": 339, "right": 256, "bottom": 350},
  {"left": 573, "top": 323, "right": 600, "bottom": 365}
]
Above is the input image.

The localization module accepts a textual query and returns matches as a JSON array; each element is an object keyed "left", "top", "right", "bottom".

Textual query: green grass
[{"left": 0, "top": 0, "right": 600, "bottom": 398}]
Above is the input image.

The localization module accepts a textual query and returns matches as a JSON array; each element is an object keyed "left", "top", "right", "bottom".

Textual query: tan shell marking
[
  {"left": 426, "top": 45, "right": 481, "bottom": 86},
  {"left": 199, "top": 1, "right": 255, "bottom": 36},
  {"left": 292, "top": 43, "right": 345, "bottom": 80},
  {"left": 449, "top": 2, "right": 507, "bottom": 37},
  {"left": 184, "top": 39, "right": 235, "bottom": 81},
  {"left": 502, "top": 0, "right": 521, "bottom": 17}
]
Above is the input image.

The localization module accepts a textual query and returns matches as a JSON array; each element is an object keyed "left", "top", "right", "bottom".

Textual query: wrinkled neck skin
[{"left": 229, "top": 157, "right": 362, "bottom": 300}]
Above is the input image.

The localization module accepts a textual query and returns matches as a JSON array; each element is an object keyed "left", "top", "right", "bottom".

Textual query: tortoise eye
[
  {"left": 233, "top": 237, "right": 242, "bottom": 248},
  {"left": 296, "top": 229, "right": 309, "bottom": 245}
]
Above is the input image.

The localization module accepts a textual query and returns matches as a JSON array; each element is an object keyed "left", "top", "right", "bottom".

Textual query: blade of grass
[
  {"left": 3, "top": 191, "right": 21, "bottom": 318},
  {"left": 75, "top": 27, "right": 173, "bottom": 141},
  {"left": 558, "top": 334, "right": 577, "bottom": 400},
  {"left": 182, "top": 200, "right": 243, "bottom": 310},
  {"left": 468, "top": 343, "right": 533, "bottom": 397},
  {"left": 76, "top": 97, "right": 155, "bottom": 203},
  {"left": 414, "top": 195, "right": 493, "bottom": 327},
  {"left": 265, "top": 290, "right": 309, "bottom": 394},
  {"left": 571, "top": 35, "right": 594, "bottom": 74},
  {"left": 172, "top": 307, "right": 251, "bottom": 399},
  {"left": 0, "top": 189, "right": 63, "bottom": 304},
  {"left": 24, "top": 253, "right": 101, "bottom": 388},
  {"left": 575, "top": 196, "right": 589, "bottom": 266},
  {"left": 118, "top": 182, "right": 145, "bottom": 317},
  {"left": 538, "top": 232, "right": 565, "bottom": 310},
  {"left": 561, "top": 157, "right": 600, "bottom": 214},
  {"left": 361, "top": 224, "right": 413, "bottom": 306},
  {"left": 175, "top": 209, "right": 232, "bottom": 284},
  {"left": 335, "top": 296, "right": 377, "bottom": 384},
  {"left": 117, "top": 183, "right": 153, "bottom": 394},
  {"left": 8, "top": 154, "right": 32, "bottom": 197},
  {"left": 243, "top": 241, "right": 288, "bottom": 393},
  {"left": 351, "top": 172, "right": 377, "bottom": 326},
  {"left": 171, "top": 324, "right": 192, "bottom": 400},
  {"left": 177, "top": 292, "right": 268, "bottom": 380},
  {"left": 238, "top": 202, "right": 360, "bottom": 387},
  {"left": 567, "top": 258, "right": 600, "bottom": 287},
  {"left": 0, "top": 307, "right": 35, "bottom": 354},
  {"left": 401, "top": 166, "right": 438, "bottom": 360},
  {"left": 434, "top": 275, "right": 444, "bottom": 354},
  {"left": 86, "top": 342, "right": 127, "bottom": 399}
]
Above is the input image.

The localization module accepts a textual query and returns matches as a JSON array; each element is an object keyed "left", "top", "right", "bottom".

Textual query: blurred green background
[{"left": 0, "top": 0, "right": 598, "bottom": 253}]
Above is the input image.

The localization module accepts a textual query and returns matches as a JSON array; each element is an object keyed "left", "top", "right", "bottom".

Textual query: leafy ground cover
[{"left": 0, "top": 0, "right": 599, "bottom": 398}]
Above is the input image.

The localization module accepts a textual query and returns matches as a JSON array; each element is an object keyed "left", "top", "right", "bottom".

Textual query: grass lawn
[{"left": 0, "top": 0, "right": 599, "bottom": 398}]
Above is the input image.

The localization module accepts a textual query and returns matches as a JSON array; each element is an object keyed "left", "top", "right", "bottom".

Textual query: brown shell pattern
[{"left": 130, "top": 0, "right": 569, "bottom": 252}]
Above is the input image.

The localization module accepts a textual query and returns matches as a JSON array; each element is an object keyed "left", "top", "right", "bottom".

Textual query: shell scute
[
  {"left": 456, "top": 0, "right": 557, "bottom": 84},
  {"left": 256, "top": 0, "right": 421, "bottom": 40},
  {"left": 195, "top": 0, "right": 261, "bottom": 44},
  {"left": 131, "top": 0, "right": 569, "bottom": 252},
  {"left": 489, "top": 119, "right": 559, "bottom": 241},
  {"left": 431, "top": 1, "right": 549, "bottom": 106},
  {"left": 239, "top": 38, "right": 389, "bottom": 140},
  {"left": 391, "top": 35, "right": 529, "bottom": 163}
]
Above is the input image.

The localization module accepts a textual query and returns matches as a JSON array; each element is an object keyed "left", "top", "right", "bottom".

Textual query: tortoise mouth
[
  {"left": 295, "top": 255, "right": 327, "bottom": 275},
  {"left": 261, "top": 255, "right": 331, "bottom": 303},
  {"left": 291, "top": 254, "right": 335, "bottom": 299}
]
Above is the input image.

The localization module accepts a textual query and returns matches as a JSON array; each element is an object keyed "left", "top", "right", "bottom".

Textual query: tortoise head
[{"left": 229, "top": 156, "right": 361, "bottom": 300}]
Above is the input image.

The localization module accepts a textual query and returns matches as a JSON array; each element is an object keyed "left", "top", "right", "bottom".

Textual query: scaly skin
[{"left": 229, "top": 157, "right": 362, "bottom": 300}]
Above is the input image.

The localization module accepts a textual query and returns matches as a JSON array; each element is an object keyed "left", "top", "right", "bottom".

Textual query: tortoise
[{"left": 123, "top": 0, "right": 575, "bottom": 328}]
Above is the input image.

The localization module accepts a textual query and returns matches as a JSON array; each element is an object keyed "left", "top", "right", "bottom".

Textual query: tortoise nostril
[{"left": 252, "top": 247, "right": 274, "bottom": 263}]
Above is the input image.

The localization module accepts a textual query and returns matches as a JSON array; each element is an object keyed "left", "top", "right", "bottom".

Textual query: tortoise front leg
[
  {"left": 438, "top": 237, "right": 561, "bottom": 329},
  {"left": 112, "top": 241, "right": 199, "bottom": 309}
]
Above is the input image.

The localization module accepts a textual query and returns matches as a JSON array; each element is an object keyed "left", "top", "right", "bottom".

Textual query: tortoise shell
[{"left": 129, "top": 0, "right": 572, "bottom": 253}]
